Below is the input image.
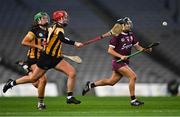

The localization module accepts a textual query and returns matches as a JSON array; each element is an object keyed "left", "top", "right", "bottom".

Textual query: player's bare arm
[
  {"left": 134, "top": 42, "right": 144, "bottom": 51},
  {"left": 22, "top": 32, "right": 43, "bottom": 51},
  {"left": 108, "top": 46, "right": 128, "bottom": 60}
]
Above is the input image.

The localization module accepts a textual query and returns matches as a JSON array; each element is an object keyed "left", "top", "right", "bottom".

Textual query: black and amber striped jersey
[
  {"left": 27, "top": 26, "right": 48, "bottom": 59},
  {"left": 45, "top": 24, "right": 75, "bottom": 58}
]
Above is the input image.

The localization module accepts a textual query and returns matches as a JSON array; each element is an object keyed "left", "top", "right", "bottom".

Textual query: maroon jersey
[
  {"left": 109, "top": 31, "right": 138, "bottom": 70},
  {"left": 109, "top": 31, "right": 138, "bottom": 56}
]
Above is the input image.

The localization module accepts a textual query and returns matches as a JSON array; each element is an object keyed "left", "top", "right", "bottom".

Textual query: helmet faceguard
[
  {"left": 34, "top": 12, "right": 50, "bottom": 26},
  {"left": 52, "top": 10, "right": 69, "bottom": 27},
  {"left": 117, "top": 18, "right": 126, "bottom": 24},
  {"left": 123, "top": 17, "right": 133, "bottom": 29}
]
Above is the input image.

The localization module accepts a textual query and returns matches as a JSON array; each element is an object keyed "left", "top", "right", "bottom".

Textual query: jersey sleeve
[
  {"left": 58, "top": 32, "right": 75, "bottom": 45},
  {"left": 26, "top": 27, "right": 37, "bottom": 39},
  {"left": 109, "top": 37, "right": 118, "bottom": 48},
  {"left": 26, "top": 31, "right": 35, "bottom": 40}
]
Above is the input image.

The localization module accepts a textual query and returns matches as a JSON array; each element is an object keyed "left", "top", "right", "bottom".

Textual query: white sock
[
  {"left": 131, "top": 99, "right": 137, "bottom": 103},
  {"left": 67, "top": 96, "right": 72, "bottom": 99}
]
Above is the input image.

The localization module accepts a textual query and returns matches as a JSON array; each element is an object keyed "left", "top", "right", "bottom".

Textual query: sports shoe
[
  {"left": 66, "top": 97, "right": 81, "bottom": 104},
  {"left": 82, "top": 81, "right": 92, "bottom": 96},
  {"left": 3, "top": 79, "right": 14, "bottom": 93},
  {"left": 37, "top": 103, "right": 46, "bottom": 110},
  {"left": 131, "top": 99, "right": 144, "bottom": 106}
]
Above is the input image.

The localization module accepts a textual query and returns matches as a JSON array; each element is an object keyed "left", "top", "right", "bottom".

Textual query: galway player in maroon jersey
[{"left": 82, "top": 17, "right": 152, "bottom": 106}]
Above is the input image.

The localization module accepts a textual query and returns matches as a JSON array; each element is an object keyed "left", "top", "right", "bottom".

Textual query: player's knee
[
  {"left": 40, "top": 77, "right": 47, "bottom": 84},
  {"left": 31, "top": 78, "right": 38, "bottom": 83},
  {"left": 32, "top": 81, "right": 39, "bottom": 88},
  {"left": 130, "top": 75, "right": 137, "bottom": 81},
  {"left": 68, "top": 71, "right": 76, "bottom": 79}
]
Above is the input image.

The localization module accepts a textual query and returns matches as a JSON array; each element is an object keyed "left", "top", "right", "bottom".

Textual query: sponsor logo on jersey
[{"left": 121, "top": 43, "right": 133, "bottom": 50}]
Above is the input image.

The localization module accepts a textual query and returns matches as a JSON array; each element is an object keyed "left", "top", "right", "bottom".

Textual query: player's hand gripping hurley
[{"left": 116, "top": 42, "right": 160, "bottom": 62}]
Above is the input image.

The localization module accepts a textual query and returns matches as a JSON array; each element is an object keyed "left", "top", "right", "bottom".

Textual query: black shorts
[
  {"left": 36, "top": 52, "right": 63, "bottom": 70},
  {"left": 26, "top": 58, "right": 38, "bottom": 67}
]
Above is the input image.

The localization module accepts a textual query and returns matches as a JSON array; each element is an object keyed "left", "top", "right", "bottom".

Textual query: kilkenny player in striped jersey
[
  {"left": 3, "top": 10, "right": 83, "bottom": 105},
  {"left": 6, "top": 12, "right": 49, "bottom": 110}
]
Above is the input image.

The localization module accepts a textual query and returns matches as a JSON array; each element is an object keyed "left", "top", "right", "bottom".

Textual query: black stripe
[
  {"left": 55, "top": 44, "right": 61, "bottom": 57},
  {"left": 49, "top": 38, "right": 59, "bottom": 56},
  {"left": 34, "top": 38, "right": 38, "bottom": 59}
]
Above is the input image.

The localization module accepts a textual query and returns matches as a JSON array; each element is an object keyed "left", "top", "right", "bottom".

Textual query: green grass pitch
[{"left": 0, "top": 96, "right": 180, "bottom": 116}]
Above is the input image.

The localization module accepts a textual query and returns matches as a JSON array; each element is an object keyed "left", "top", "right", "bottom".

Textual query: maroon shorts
[{"left": 112, "top": 59, "right": 129, "bottom": 71}]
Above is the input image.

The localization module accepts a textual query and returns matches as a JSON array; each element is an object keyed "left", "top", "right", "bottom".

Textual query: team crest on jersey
[
  {"left": 121, "top": 38, "right": 125, "bottom": 42},
  {"left": 39, "top": 33, "right": 43, "bottom": 37}
]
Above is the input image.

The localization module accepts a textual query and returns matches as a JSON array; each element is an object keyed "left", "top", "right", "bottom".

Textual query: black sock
[
  {"left": 11, "top": 80, "right": 16, "bottom": 86},
  {"left": 91, "top": 82, "right": 96, "bottom": 88},
  {"left": 13, "top": 81, "right": 17, "bottom": 86},
  {"left": 131, "top": 95, "right": 136, "bottom": 100},
  {"left": 38, "top": 97, "right": 44, "bottom": 103},
  {"left": 67, "top": 92, "right": 73, "bottom": 96}
]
